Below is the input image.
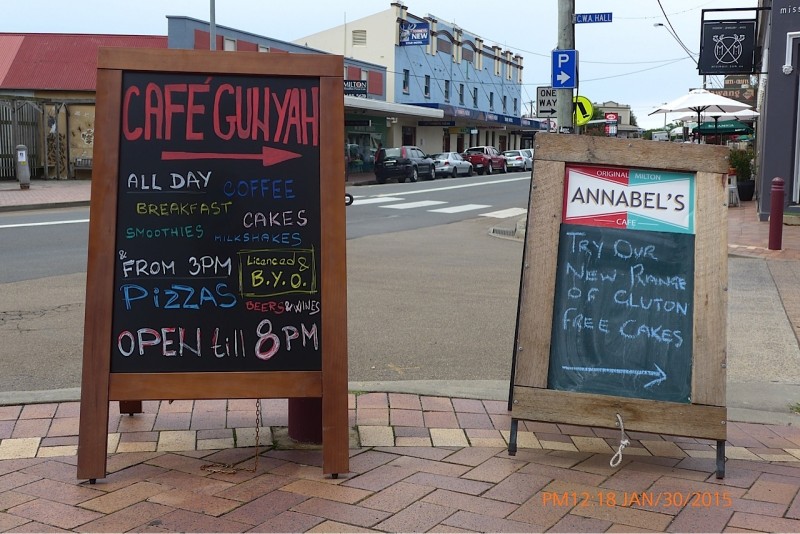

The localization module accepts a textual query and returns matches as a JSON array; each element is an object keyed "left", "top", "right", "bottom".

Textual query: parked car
[
  {"left": 502, "top": 149, "right": 532, "bottom": 172},
  {"left": 462, "top": 146, "right": 506, "bottom": 175},
  {"left": 431, "top": 152, "right": 473, "bottom": 178},
  {"left": 374, "top": 146, "right": 435, "bottom": 184}
]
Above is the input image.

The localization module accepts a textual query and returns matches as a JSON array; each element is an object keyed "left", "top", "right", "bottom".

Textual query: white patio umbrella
[
  {"left": 676, "top": 111, "right": 759, "bottom": 125},
  {"left": 651, "top": 88, "right": 750, "bottom": 125},
  {"left": 677, "top": 109, "right": 760, "bottom": 122},
  {"left": 712, "top": 109, "right": 760, "bottom": 121},
  {"left": 650, "top": 89, "right": 751, "bottom": 143}
]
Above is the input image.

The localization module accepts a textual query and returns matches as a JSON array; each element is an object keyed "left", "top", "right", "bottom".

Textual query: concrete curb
[{"left": 0, "top": 201, "right": 90, "bottom": 213}]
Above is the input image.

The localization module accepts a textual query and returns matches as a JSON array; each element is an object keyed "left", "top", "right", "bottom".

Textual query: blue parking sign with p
[{"left": 551, "top": 49, "right": 578, "bottom": 89}]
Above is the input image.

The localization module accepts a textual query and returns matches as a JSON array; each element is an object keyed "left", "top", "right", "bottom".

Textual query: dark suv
[{"left": 374, "top": 146, "right": 435, "bottom": 184}]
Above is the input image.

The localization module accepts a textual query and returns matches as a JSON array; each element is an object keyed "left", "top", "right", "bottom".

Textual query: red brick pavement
[{"left": 0, "top": 395, "right": 795, "bottom": 532}]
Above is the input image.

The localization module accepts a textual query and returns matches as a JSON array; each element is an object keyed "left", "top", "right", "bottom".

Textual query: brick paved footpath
[
  {"left": 2, "top": 181, "right": 800, "bottom": 531},
  {"left": 0, "top": 392, "right": 799, "bottom": 532}
]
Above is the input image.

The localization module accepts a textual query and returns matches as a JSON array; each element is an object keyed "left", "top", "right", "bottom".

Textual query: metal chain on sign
[{"left": 201, "top": 399, "right": 261, "bottom": 474}]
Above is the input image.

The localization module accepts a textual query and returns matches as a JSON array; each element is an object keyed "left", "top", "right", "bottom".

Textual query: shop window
[
  {"left": 347, "top": 66, "right": 361, "bottom": 80},
  {"left": 368, "top": 70, "right": 384, "bottom": 96}
]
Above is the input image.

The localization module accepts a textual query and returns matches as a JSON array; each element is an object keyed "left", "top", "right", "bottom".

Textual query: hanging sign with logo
[{"left": 698, "top": 20, "right": 757, "bottom": 75}]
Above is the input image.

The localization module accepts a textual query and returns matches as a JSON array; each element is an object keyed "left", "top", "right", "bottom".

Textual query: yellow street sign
[{"left": 573, "top": 95, "right": 593, "bottom": 126}]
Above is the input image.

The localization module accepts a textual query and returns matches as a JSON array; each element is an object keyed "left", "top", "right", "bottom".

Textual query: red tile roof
[{"left": 0, "top": 33, "right": 167, "bottom": 91}]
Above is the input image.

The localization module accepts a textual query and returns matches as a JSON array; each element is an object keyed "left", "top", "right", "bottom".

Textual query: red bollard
[{"left": 769, "top": 177, "right": 785, "bottom": 251}]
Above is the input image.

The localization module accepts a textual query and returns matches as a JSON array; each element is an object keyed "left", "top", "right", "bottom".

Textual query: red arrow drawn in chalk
[{"left": 161, "top": 146, "right": 301, "bottom": 167}]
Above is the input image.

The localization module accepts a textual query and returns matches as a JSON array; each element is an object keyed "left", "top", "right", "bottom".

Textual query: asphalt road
[
  {"left": 346, "top": 216, "right": 522, "bottom": 382},
  {"left": 0, "top": 217, "right": 523, "bottom": 392}
]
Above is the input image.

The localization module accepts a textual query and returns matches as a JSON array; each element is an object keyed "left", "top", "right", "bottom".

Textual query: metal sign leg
[
  {"left": 508, "top": 419, "right": 519, "bottom": 456},
  {"left": 716, "top": 440, "right": 726, "bottom": 479}
]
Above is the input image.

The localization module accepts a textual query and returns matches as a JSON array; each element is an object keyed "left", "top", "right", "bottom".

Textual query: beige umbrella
[
  {"left": 650, "top": 88, "right": 751, "bottom": 129},
  {"left": 711, "top": 109, "right": 760, "bottom": 121},
  {"left": 651, "top": 89, "right": 751, "bottom": 144}
]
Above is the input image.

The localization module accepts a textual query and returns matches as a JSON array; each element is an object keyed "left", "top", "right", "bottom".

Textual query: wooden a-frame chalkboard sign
[
  {"left": 77, "top": 48, "right": 349, "bottom": 481},
  {"left": 508, "top": 134, "right": 731, "bottom": 478}
]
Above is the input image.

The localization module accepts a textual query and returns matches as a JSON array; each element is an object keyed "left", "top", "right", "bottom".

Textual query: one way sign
[
  {"left": 536, "top": 86, "right": 557, "bottom": 117},
  {"left": 551, "top": 49, "right": 578, "bottom": 89}
]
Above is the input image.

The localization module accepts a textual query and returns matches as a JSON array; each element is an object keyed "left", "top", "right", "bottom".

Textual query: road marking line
[
  {"left": 381, "top": 200, "right": 447, "bottom": 209},
  {"left": 429, "top": 204, "right": 491, "bottom": 214},
  {"left": 479, "top": 208, "right": 528, "bottom": 219},
  {"left": 0, "top": 219, "right": 89, "bottom": 229},
  {"left": 352, "top": 196, "right": 404, "bottom": 205},
  {"left": 369, "top": 175, "right": 529, "bottom": 198}
]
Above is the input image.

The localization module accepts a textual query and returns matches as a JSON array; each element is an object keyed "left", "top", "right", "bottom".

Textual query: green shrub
[{"left": 729, "top": 148, "right": 754, "bottom": 181}]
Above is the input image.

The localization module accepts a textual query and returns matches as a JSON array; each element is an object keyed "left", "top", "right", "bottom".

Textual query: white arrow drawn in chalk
[{"left": 562, "top": 364, "right": 667, "bottom": 389}]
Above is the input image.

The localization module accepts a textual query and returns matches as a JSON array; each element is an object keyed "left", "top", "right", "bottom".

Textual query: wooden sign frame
[
  {"left": 509, "top": 134, "right": 730, "bottom": 477},
  {"left": 77, "top": 48, "right": 348, "bottom": 481}
]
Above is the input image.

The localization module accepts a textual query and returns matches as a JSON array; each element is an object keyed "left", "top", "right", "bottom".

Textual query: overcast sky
[{"left": 2, "top": 0, "right": 758, "bottom": 129}]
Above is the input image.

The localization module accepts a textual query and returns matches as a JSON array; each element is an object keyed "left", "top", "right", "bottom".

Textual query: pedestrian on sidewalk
[{"left": 374, "top": 142, "right": 384, "bottom": 180}]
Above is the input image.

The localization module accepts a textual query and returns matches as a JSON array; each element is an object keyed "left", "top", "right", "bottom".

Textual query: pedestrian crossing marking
[
  {"left": 347, "top": 194, "right": 527, "bottom": 219},
  {"left": 429, "top": 204, "right": 491, "bottom": 214},
  {"left": 381, "top": 200, "right": 447, "bottom": 209},
  {"left": 479, "top": 208, "right": 528, "bottom": 219}
]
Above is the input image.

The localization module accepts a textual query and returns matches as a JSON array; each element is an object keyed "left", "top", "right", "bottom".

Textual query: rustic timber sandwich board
[{"left": 508, "top": 133, "right": 730, "bottom": 478}]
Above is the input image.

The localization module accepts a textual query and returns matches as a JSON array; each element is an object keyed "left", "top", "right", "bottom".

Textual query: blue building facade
[{"left": 393, "top": 10, "right": 529, "bottom": 152}]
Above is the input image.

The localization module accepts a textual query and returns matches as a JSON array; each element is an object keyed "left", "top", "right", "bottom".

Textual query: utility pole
[
  {"left": 210, "top": 0, "right": 216, "bottom": 50},
  {"left": 556, "top": 0, "right": 575, "bottom": 133}
]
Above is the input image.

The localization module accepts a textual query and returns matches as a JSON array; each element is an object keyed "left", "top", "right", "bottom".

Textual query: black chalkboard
[
  {"left": 110, "top": 71, "right": 322, "bottom": 373},
  {"left": 548, "top": 224, "right": 694, "bottom": 403}
]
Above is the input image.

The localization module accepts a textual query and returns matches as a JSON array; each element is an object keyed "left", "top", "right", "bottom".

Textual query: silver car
[
  {"left": 431, "top": 152, "right": 473, "bottom": 178},
  {"left": 503, "top": 150, "right": 532, "bottom": 171}
]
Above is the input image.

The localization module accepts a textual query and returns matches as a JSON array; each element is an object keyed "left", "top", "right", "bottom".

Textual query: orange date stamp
[{"left": 542, "top": 491, "right": 732, "bottom": 508}]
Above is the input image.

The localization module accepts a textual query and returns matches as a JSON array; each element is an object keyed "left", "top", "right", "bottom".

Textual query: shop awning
[
  {"left": 344, "top": 96, "right": 444, "bottom": 119},
  {"left": 692, "top": 120, "right": 754, "bottom": 135}
]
